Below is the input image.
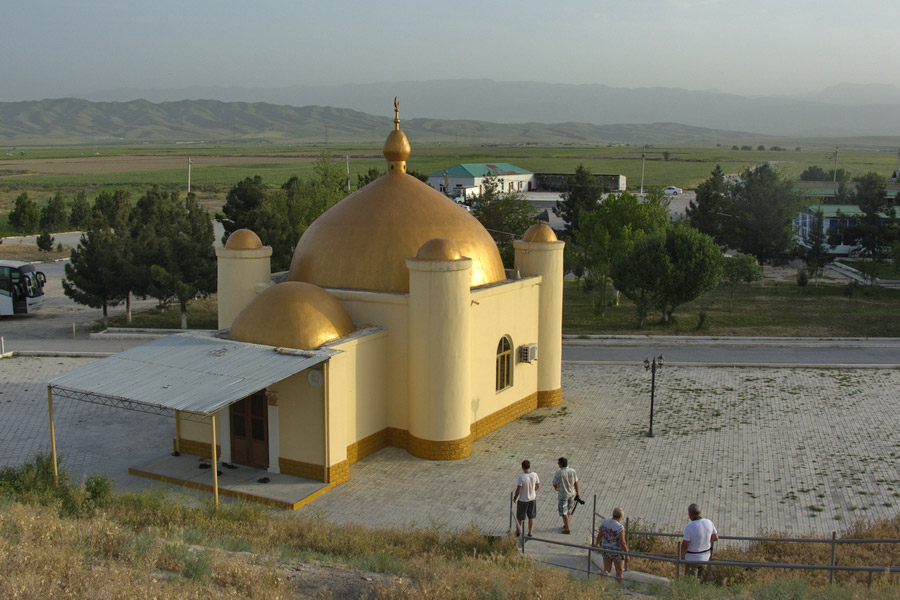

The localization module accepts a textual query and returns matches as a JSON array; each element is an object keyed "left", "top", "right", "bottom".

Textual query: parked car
[{"left": 663, "top": 186, "right": 683, "bottom": 195}]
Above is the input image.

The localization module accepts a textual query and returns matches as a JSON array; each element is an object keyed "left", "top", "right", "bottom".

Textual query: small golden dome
[
  {"left": 523, "top": 224, "right": 558, "bottom": 243},
  {"left": 230, "top": 282, "right": 355, "bottom": 349},
  {"left": 225, "top": 229, "right": 263, "bottom": 250},
  {"left": 416, "top": 238, "right": 462, "bottom": 261},
  {"left": 383, "top": 97, "right": 411, "bottom": 173},
  {"left": 287, "top": 99, "right": 506, "bottom": 293}
]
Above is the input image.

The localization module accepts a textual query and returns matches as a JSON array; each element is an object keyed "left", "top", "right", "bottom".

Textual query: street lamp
[{"left": 643, "top": 355, "right": 664, "bottom": 437}]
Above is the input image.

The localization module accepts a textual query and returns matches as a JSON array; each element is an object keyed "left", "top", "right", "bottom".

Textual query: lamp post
[{"left": 643, "top": 355, "right": 664, "bottom": 437}]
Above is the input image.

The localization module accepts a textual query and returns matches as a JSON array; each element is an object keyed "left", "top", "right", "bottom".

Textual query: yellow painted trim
[
  {"left": 279, "top": 457, "right": 326, "bottom": 481},
  {"left": 472, "top": 392, "right": 538, "bottom": 440},
  {"left": 128, "top": 468, "right": 299, "bottom": 510},
  {"left": 327, "top": 460, "right": 349, "bottom": 484},
  {"left": 407, "top": 433, "right": 473, "bottom": 460},
  {"left": 173, "top": 438, "right": 221, "bottom": 458},
  {"left": 538, "top": 388, "right": 563, "bottom": 407}
]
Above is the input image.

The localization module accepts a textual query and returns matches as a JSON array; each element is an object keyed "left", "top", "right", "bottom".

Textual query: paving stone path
[{"left": 3, "top": 357, "right": 898, "bottom": 547}]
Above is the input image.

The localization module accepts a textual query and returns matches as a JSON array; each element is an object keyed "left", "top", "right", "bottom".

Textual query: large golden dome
[
  {"left": 287, "top": 101, "right": 506, "bottom": 294},
  {"left": 230, "top": 282, "right": 355, "bottom": 349}
]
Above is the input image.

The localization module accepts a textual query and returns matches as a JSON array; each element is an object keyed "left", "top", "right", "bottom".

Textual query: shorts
[
  {"left": 558, "top": 495, "right": 575, "bottom": 517},
  {"left": 516, "top": 500, "right": 537, "bottom": 521},
  {"left": 600, "top": 547, "right": 624, "bottom": 562}
]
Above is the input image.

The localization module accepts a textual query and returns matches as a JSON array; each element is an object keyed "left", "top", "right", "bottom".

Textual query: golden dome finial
[
  {"left": 383, "top": 96, "right": 410, "bottom": 174},
  {"left": 393, "top": 96, "right": 400, "bottom": 130}
]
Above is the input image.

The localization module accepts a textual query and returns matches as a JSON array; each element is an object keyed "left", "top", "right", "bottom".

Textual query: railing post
[
  {"left": 867, "top": 570, "right": 873, "bottom": 590},
  {"left": 509, "top": 491, "right": 513, "bottom": 534},
  {"left": 829, "top": 531, "right": 836, "bottom": 586},
  {"left": 676, "top": 540, "right": 681, "bottom": 580},
  {"left": 592, "top": 495, "right": 597, "bottom": 545},
  {"left": 624, "top": 516, "right": 629, "bottom": 574}
]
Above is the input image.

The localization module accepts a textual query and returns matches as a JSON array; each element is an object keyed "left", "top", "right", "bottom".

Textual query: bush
[
  {"left": 796, "top": 269, "right": 808, "bottom": 287},
  {"left": 84, "top": 473, "right": 114, "bottom": 508}
]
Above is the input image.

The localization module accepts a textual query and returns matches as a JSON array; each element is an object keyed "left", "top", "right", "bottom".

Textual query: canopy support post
[
  {"left": 47, "top": 386, "right": 59, "bottom": 488},
  {"left": 210, "top": 414, "right": 219, "bottom": 508},
  {"left": 174, "top": 410, "right": 182, "bottom": 453}
]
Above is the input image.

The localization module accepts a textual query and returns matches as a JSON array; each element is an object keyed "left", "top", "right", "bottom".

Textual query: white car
[{"left": 663, "top": 186, "right": 683, "bottom": 195}]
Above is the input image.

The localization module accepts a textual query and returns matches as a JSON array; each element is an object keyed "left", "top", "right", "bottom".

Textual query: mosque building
[{"left": 49, "top": 101, "right": 564, "bottom": 497}]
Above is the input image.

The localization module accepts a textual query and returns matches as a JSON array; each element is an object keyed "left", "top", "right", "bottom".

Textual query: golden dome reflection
[
  {"left": 230, "top": 282, "right": 355, "bottom": 349},
  {"left": 523, "top": 224, "right": 558, "bottom": 243},
  {"left": 224, "top": 228, "right": 263, "bottom": 250},
  {"left": 415, "top": 238, "right": 463, "bottom": 261},
  {"left": 287, "top": 100, "right": 506, "bottom": 293}
]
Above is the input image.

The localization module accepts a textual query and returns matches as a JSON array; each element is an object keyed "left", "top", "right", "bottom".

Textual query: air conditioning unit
[{"left": 519, "top": 343, "right": 538, "bottom": 363}]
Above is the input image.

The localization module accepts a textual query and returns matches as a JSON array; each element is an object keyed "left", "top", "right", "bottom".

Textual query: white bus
[{"left": 0, "top": 260, "right": 46, "bottom": 315}]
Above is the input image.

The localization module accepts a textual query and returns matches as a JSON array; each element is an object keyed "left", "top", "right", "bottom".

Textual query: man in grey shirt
[{"left": 552, "top": 457, "right": 580, "bottom": 534}]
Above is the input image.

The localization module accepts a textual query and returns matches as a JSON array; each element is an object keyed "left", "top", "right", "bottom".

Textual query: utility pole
[
  {"left": 640, "top": 145, "right": 646, "bottom": 196},
  {"left": 187, "top": 157, "right": 192, "bottom": 194},
  {"left": 345, "top": 154, "right": 350, "bottom": 192},
  {"left": 832, "top": 146, "right": 839, "bottom": 185}
]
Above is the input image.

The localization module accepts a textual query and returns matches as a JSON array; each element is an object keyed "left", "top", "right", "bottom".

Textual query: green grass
[
  {"left": 563, "top": 279, "right": 900, "bottom": 337},
  {"left": 838, "top": 259, "right": 900, "bottom": 280},
  {"left": 99, "top": 297, "right": 218, "bottom": 331},
  {"left": 3, "top": 142, "right": 898, "bottom": 206}
]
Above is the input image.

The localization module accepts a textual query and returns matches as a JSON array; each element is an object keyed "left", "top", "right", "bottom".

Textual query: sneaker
[
  {"left": 526, "top": 532, "right": 533, "bottom": 538},
  {"left": 515, "top": 530, "right": 520, "bottom": 537},
  {"left": 562, "top": 529, "right": 571, "bottom": 534}
]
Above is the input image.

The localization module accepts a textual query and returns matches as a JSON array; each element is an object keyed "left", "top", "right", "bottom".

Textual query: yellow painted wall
[
  {"left": 327, "top": 330, "right": 390, "bottom": 465},
  {"left": 329, "top": 290, "right": 410, "bottom": 431},
  {"left": 215, "top": 246, "right": 273, "bottom": 330},
  {"left": 469, "top": 278, "right": 540, "bottom": 423},
  {"left": 514, "top": 239, "right": 565, "bottom": 395},
  {"left": 179, "top": 417, "right": 210, "bottom": 447},
  {"left": 269, "top": 370, "right": 325, "bottom": 466},
  {"left": 407, "top": 258, "right": 472, "bottom": 444}
]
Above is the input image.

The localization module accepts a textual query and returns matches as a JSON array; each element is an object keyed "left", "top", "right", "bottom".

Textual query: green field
[
  {"left": 3, "top": 141, "right": 899, "bottom": 237},
  {"left": 564, "top": 278, "right": 900, "bottom": 337}
]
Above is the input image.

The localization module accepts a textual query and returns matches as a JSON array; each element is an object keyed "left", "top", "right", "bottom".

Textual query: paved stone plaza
[{"left": 3, "top": 356, "right": 899, "bottom": 546}]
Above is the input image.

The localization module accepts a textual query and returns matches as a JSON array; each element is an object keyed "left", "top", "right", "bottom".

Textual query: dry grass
[
  {"left": 4, "top": 456, "right": 900, "bottom": 598},
  {"left": 0, "top": 242, "right": 70, "bottom": 262}
]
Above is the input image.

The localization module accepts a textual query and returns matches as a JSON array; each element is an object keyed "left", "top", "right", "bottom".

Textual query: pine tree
[
  {"left": 40, "top": 192, "right": 69, "bottom": 232},
  {"left": 8, "top": 192, "right": 40, "bottom": 234},
  {"left": 68, "top": 191, "right": 92, "bottom": 229},
  {"left": 131, "top": 188, "right": 215, "bottom": 328},
  {"left": 62, "top": 217, "right": 129, "bottom": 327},
  {"left": 554, "top": 164, "right": 603, "bottom": 241}
]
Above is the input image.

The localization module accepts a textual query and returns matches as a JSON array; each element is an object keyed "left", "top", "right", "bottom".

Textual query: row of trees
[
  {"left": 687, "top": 164, "right": 899, "bottom": 281},
  {"left": 553, "top": 165, "right": 726, "bottom": 325},
  {"left": 7, "top": 190, "right": 94, "bottom": 234},
  {"left": 62, "top": 188, "right": 215, "bottom": 328},
  {"left": 219, "top": 153, "right": 350, "bottom": 271}
]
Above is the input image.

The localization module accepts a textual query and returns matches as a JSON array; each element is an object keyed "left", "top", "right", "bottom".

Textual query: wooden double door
[{"left": 230, "top": 391, "right": 269, "bottom": 469}]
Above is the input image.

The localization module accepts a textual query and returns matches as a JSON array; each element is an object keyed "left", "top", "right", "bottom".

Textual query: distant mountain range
[
  {"left": 0, "top": 98, "right": 780, "bottom": 146},
  {"left": 1, "top": 82, "right": 899, "bottom": 147},
  {"left": 75, "top": 79, "right": 900, "bottom": 138}
]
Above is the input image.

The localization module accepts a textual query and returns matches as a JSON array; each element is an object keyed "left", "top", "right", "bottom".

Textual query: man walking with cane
[{"left": 514, "top": 459, "right": 540, "bottom": 537}]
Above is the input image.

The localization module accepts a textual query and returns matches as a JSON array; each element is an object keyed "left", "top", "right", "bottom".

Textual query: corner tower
[
  {"left": 514, "top": 224, "right": 565, "bottom": 406},
  {"left": 215, "top": 229, "right": 273, "bottom": 330}
]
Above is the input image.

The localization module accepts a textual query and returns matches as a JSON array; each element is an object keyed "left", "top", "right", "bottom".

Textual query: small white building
[{"left": 427, "top": 163, "right": 536, "bottom": 199}]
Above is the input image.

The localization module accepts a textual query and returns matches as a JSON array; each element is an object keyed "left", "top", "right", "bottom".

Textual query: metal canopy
[{"left": 46, "top": 331, "right": 334, "bottom": 422}]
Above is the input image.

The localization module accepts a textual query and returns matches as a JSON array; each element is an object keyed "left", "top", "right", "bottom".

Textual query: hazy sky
[{"left": 2, "top": 0, "right": 898, "bottom": 101}]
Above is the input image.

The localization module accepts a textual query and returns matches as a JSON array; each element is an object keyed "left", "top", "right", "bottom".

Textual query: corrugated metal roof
[
  {"left": 46, "top": 331, "right": 334, "bottom": 416},
  {"left": 429, "top": 163, "right": 532, "bottom": 178}
]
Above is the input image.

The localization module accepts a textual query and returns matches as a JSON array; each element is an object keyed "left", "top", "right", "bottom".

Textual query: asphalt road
[{"left": 562, "top": 337, "right": 900, "bottom": 367}]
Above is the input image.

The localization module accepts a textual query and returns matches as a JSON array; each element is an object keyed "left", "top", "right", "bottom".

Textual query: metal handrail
[{"left": 522, "top": 496, "right": 900, "bottom": 590}]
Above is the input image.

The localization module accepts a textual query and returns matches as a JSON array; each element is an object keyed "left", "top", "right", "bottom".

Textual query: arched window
[{"left": 496, "top": 336, "right": 513, "bottom": 392}]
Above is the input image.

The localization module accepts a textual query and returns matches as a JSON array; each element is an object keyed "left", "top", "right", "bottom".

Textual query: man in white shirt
[
  {"left": 513, "top": 459, "right": 540, "bottom": 537},
  {"left": 680, "top": 503, "right": 719, "bottom": 579}
]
